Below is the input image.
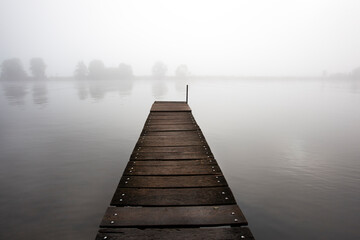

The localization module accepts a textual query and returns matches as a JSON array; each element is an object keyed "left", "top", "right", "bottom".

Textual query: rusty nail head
[
  {"left": 111, "top": 221, "right": 114, "bottom": 224},
  {"left": 231, "top": 212, "right": 235, "bottom": 215},
  {"left": 234, "top": 219, "right": 238, "bottom": 222}
]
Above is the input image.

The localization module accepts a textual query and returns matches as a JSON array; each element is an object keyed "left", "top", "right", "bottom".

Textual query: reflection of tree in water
[
  {"left": 350, "top": 79, "right": 359, "bottom": 94},
  {"left": 152, "top": 80, "right": 168, "bottom": 98},
  {"left": 1, "top": 82, "right": 28, "bottom": 105},
  {"left": 32, "top": 82, "right": 48, "bottom": 106},
  {"left": 117, "top": 80, "right": 133, "bottom": 96},
  {"left": 75, "top": 79, "right": 133, "bottom": 101},
  {"left": 88, "top": 84, "right": 106, "bottom": 100},
  {"left": 76, "top": 81, "right": 89, "bottom": 100}
]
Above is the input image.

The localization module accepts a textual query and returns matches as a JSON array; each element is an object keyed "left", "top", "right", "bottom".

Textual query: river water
[{"left": 0, "top": 78, "right": 359, "bottom": 239}]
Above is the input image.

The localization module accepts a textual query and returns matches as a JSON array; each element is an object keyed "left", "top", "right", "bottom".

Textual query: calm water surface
[{"left": 0, "top": 78, "right": 359, "bottom": 239}]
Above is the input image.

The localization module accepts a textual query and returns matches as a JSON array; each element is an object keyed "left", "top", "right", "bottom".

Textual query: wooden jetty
[{"left": 96, "top": 101, "right": 254, "bottom": 239}]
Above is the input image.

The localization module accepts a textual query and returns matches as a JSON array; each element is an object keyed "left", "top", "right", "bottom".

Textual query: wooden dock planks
[{"left": 96, "top": 101, "right": 254, "bottom": 239}]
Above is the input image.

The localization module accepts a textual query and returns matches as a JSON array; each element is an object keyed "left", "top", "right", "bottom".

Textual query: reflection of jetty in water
[{"left": 76, "top": 80, "right": 133, "bottom": 101}]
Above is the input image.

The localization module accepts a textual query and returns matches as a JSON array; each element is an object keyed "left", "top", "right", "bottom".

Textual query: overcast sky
[{"left": 1, "top": 0, "right": 360, "bottom": 76}]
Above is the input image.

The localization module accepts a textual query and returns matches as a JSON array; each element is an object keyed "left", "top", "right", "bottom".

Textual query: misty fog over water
[
  {"left": 1, "top": 78, "right": 359, "bottom": 239},
  {"left": 1, "top": 0, "right": 360, "bottom": 239}
]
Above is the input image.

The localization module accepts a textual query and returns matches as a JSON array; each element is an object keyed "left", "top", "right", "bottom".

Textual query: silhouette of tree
[
  {"left": 0, "top": 58, "right": 27, "bottom": 80},
  {"left": 352, "top": 66, "right": 360, "bottom": 79},
  {"left": 175, "top": 64, "right": 190, "bottom": 78},
  {"left": 152, "top": 61, "right": 167, "bottom": 79},
  {"left": 30, "top": 58, "right": 46, "bottom": 79},
  {"left": 88, "top": 59, "right": 105, "bottom": 79},
  {"left": 74, "top": 61, "right": 88, "bottom": 80},
  {"left": 118, "top": 63, "right": 133, "bottom": 79}
]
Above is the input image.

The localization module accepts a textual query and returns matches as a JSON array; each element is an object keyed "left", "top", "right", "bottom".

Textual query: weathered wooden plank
[
  {"left": 141, "top": 131, "right": 203, "bottom": 137},
  {"left": 149, "top": 112, "right": 192, "bottom": 116},
  {"left": 127, "top": 160, "right": 215, "bottom": 166},
  {"left": 139, "top": 135, "right": 202, "bottom": 141},
  {"left": 131, "top": 152, "right": 213, "bottom": 160},
  {"left": 133, "top": 146, "right": 207, "bottom": 153},
  {"left": 147, "top": 116, "right": 193, "bottom": 121},
  {"left": 144, "top": 124, "right": 199, "bottom": 131},
  {"left": 149, "top": 109, "right": 191, "bottom": 112},
  {"left": 117, "top": 175, "right": 227, "bottom": 188},
  {"left": 151, "top": 104, "right": 191, "bottom": 112},
  {"left": 136, "top": 139, "right": 206, "bottom": 147},
  {"left": 97, "top": 227, "right": 255, "bottom": 240},
  {"left": 124, "top": 165, "right": 221, "bottom": 176},
  {"left": 146, "top": 120, "right": 196, "bottom": 125},
  {"left": 145, "top": 117, "right": 196, "bottom": 124},
  {"left": 111, "top": 187, "right": 236, "bottom": 206},
  {"left": 152, "top": 102, "right": 189, "bottom": 106},
  {"left": 154, "top": 101, "right": 184, "bottom": 102},
  {"left": 100, "top": 205, "right": 247, "bottom": 227}
]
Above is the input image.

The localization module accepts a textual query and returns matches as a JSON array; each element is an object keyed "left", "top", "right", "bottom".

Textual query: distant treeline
[
  {"left": 4, "top": 57, "right": 359, "bottom": 80},
  {"left": 74, "top": 60, "right": 133, "bottom": 80},
  {"left": 1, "top": 58, "right": 191, "bottom": 81},
  {"left": 0, "top": 58, "right": 46, "bottom": 80}
]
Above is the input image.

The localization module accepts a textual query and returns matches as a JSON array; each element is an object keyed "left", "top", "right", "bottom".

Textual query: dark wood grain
[
  {"left": 97, "top": 227, "right": 255, "bottom": 240},
  {"left": 133, "top": 146, "right": 207, "bottom": 153},
  {"left": 111, "top": 187, "right": 236, "bottom": 206},
  {"left": 149, "top": 111, "right": 191, "bottom": 116},
  {"left": 141, "top": 131, "right": 203, "bottom": 137},
  {"left": 144, "top": 124, "right": 199, "bottom": 131},
  {"left": 117, "top": 175, "right": 227, "bottom": 188},
  {"left": 136, "top": 139, "right": 206, "bottom": 147},
  {"left": 100, "top": 205, "right": 247, "bottom": 227},
  {"left": 127, "top": 159, "right": 216, "bottom": 166},
  {"left": 151, "top": 103, "right": 191, "bottom": 112},
  {"left": 139, "top": 135, "right": 203, "bottom": 141},
  {"left": 146, "top": 119, "right": 196, "bottom": 124},
  {"left": 131, "top": 152, "right": 213, "bottom": 160},
  {"left": 124, "top": 164, "right": 221, "bottom": 176}
]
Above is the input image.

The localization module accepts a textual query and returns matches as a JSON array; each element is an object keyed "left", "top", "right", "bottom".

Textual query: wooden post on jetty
[{"left": 96, "top": 101, "right": 255, "bottom": 239}]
